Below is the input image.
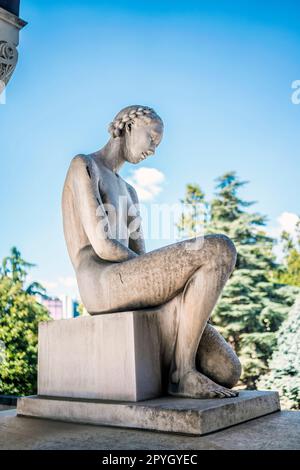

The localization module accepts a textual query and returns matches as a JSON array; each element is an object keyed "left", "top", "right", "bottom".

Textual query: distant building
[
  {"left": 36, "top": 294, "right": 79, "bottom": 320},
  {"left": 39, "top": 297, "right": 63, "bottom": 321},
  {"left": 60, "top": 294, "right": 79, "bottom": 319}
]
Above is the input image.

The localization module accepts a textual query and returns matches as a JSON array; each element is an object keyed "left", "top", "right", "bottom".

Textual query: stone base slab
[{"left": 17, "top": 390, "right": 280, "bottom": 436}]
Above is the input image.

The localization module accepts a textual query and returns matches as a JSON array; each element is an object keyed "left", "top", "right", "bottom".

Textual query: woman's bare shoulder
[
  {"left": 125, "top": 181, "right": 139, "bottom": 201},
  {"left": 63, "top": 155, "right": 92, "bottom": 192},
  {"left": 69, "top": 154, "right": 97, "bottom": 178},
  {"left": 69, "top": 153, "right": 89, "bottom": 170}
]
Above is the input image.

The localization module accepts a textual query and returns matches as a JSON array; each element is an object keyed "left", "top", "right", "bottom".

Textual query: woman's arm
[
  {"left": 127, "top": 183, "right": 146, "bottom": 255},
  {"left": 71, "top": 156, "right": 138, "bottom": 262}
]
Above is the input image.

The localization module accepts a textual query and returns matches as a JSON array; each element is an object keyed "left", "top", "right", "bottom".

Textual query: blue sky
[{"left": 1, "top": 0, "right": 300, "bottom": 298}]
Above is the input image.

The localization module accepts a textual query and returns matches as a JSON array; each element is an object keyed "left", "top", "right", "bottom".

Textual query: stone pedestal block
[
  {"left": 38, "top": 313, "right": 162, "bottom": 402},
  {"left": 17, "top": 391, "right": 280, "bottom": 436}
]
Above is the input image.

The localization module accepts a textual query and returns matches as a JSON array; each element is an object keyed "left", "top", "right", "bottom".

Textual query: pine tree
[
  {"left": 178, "top": 172, "right": 298, "bottom": 387},
  {"left": 258, "top": 297, "right": 300, "bottom": 409},
  {"left": 0, "top": 247, "right": 50, "bottom": 395}
]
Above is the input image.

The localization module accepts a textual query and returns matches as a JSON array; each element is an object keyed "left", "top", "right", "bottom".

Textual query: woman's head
[{"left": 108, "top": 105, "right": 164, "bottom": 164}]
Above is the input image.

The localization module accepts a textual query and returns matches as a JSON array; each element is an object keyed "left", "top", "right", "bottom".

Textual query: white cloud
[
  {"left": 126, "top": 167, "right": 165, "bottom": 202},
  {"left": 269, "top": 212, "right": 299, "bottom": 240},
  {"left": 37, "top": 276, "right": 79, "bottom": 299},
  {"left": 278, "top": 212, "right": 299, "bottom": 235},
  {"left": 268, "top": 212, "right": 299, "bottom": 261},
  {"left": 39, "top": 276, "right": 77, "bottom": 290},
  {"left": 58, "top": 276, "right": 77, "bottom": 288},
  {"left": 39, "top": 279, "right": 58, "bottom": 290}
]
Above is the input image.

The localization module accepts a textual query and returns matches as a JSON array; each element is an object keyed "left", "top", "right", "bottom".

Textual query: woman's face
[{"left": 124, "top": 120, "right": 164, "bottom": 164}]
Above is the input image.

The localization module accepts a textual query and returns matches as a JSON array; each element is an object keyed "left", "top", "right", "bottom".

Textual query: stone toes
[
  {"left": 206, "top": 390, "right": 219, "bottom": 398},
  {"left": 214, "top": 390, "right": 226, "bottom": 398},
  {"left": 214, "top": 388, "right": 238, "bottom": 398},
  {"left": 226, "top": 389, "right": 238, "bottom": 397},
  {"left": 221, "top": 390, "right": 232, "bottom": 398}
]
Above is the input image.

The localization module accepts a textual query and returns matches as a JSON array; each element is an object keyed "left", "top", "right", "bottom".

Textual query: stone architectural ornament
[
  {"left": 62, "top": 105, "right": 242, "bottom": 400},
  {"left": 0, "top": 40, "right": 18, "bottom": 84},
  {"left": 0, "top": 1, "right": 26, "bottom": 90}
]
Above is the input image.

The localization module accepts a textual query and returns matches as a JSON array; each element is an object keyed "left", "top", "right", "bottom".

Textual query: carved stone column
[{"left": 0, "top": 1, "right": 26, "bottom": 91}]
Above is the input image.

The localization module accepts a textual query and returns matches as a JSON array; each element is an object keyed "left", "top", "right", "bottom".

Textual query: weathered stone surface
[
  {"left": 17, "top": 390, "right": 280, "bottom": 436},
  {"left": 38, "top": 313, "right": 162, "bottom": 402},
  {"left": 61, "top": 105, "right": 242, "bottom": 401}
]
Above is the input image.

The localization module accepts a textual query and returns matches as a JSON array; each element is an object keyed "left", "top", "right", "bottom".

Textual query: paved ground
[{"left": 0, "top": 409, "right": 299, "bottom": 450}]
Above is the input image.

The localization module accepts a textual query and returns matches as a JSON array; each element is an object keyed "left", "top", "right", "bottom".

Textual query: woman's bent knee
[
  {"left": 221, "top": 353, "right": 242, "bottom": 388},
  {"left": 197, "top": 324, "right": 242, "bottom": 388},
  {"left": 198, "top": 347, "right": 241, "bottom": 388},
  {"left": 184, "top": 234, "right": 237, "bottom": 272},
  {"left": 206, "top": 234, "right": 237, "bottom": 272}
]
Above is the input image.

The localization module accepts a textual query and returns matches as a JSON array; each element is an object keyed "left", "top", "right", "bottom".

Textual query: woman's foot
[{"left": 168, "top": 369, "right": 239, "bottom": 399}]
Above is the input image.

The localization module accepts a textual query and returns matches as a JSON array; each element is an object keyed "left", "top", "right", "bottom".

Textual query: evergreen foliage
[
  {"left": 273, "top": 219, "right": 300, "bottom": 287},
  {"left": 258, "top": 297, "right": 300, "bottom": 409},
  {"left": 177, "top": 172, "right": 298, "bottom": 387},
  {"left": 0, "top": 247, "right": 50, "bottom": 395}
]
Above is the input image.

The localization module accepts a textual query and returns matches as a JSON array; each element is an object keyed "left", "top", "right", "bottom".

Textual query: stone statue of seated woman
[{"left": 62, "top": 105, "right": 242, "bottom": 399}]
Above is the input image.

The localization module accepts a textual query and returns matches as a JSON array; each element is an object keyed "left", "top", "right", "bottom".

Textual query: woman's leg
[
  {"left": 156, "top": 298, "right": 242, "bottom": 394},
  {"left": 167, "top": 240, "right": 238, "bottom": 398},
  {"left": 196, "top": 323, "right": 242, "bottom": 388},
  {"left": 80, "top": 234, "right": 238, "bottom": 397},
  {"left": 85, "top": 234, "right": 236, "bottom": 313}
]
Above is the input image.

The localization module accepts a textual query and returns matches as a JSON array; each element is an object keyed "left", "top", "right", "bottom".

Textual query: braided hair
[{"left": 108, "top": 105, "right": 163, "bottom": 138}]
